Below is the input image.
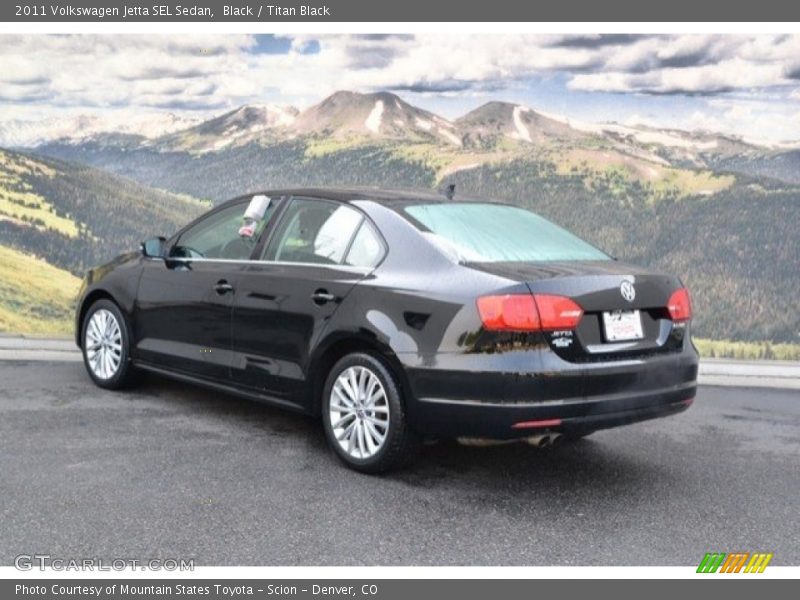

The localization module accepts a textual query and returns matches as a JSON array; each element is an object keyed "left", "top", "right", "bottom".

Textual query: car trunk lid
[{"left": 467, "top": 260, "right": 687, "bottom": 361}]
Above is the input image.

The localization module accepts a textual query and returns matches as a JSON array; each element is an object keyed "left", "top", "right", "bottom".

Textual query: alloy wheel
[
  {"left": 328, "top": 365, "right": 390, "bottom": 459},
  {"left": 84, "top": 308, "right": 123, "bottom": 380}
]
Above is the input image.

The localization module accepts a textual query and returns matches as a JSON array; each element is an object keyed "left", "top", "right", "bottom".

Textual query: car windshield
[{"left": 403, "top": 202, "right": 610, "bottom": 263}]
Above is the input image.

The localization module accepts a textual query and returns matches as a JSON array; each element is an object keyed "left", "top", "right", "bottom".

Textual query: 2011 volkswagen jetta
[{"left": 75, "top": 188, "right": 698, "bottom": 472}]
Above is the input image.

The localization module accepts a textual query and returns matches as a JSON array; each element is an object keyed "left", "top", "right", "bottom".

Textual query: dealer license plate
[{"left": 602, "top": 310, "right": 644, "bottom": 342}]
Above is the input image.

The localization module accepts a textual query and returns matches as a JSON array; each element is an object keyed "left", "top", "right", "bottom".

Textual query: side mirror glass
[{"left": 141, "top": 237, "right": 166, "bottom": 258}]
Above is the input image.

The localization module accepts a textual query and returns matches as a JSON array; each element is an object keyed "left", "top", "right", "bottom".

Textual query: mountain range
[
  {"left": 7, "top": 90, "right": 800, "bottom": 185},
  {"left": 1, "top": 90, "right": 798, "bottom": 345}
]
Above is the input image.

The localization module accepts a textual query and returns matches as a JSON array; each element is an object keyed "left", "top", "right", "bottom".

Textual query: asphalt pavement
[{"left": 0, "top": 360, "right": 798, "bottom": 566}]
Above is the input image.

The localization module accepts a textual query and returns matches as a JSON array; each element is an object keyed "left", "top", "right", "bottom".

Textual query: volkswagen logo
[{"left": 620, "top": 280, "right": 636, "bottom": 302}]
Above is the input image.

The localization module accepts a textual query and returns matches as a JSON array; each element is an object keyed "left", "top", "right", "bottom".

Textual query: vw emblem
[{"left": 620, "top": 280, "right": 636, "bottom": 302}]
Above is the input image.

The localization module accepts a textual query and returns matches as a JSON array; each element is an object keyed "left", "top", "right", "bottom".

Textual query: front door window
[{"left": 172, "top": 199, "right": 276, "bottom": 260}]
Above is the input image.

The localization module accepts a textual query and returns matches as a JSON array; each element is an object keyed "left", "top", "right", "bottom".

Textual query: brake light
[
  {"left": 667, "top": 287, "right": 693, "bottom": 322},
  {"left": 477, "top": 294, "right": 540, "bottom": 331},
  {"left": 534, "top": 294, "right": 584, "bottom": 330},
  {"left": 477, "top": 294, "right": 583, "bottom": 332}
]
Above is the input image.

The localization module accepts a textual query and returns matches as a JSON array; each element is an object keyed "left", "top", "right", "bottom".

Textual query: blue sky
[{"left": 1, "top": 34, "right": 799, "bottom": 143}]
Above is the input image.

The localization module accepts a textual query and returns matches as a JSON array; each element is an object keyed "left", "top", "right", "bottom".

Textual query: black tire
[
  {"left": 80, "top": 298, "right": 137, "bottom": 390},
  {"left": 321, "top": 352, "right": 420, "bottom": 473}
]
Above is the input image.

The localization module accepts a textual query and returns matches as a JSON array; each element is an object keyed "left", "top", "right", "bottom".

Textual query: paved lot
[{"left": 0, "top": 360, "right": 798, "bottom": 566}]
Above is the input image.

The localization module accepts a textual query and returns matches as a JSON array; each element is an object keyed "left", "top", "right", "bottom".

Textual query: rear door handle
[
  {"left": 214, "top": 280, "right": 234, "bottom": 295},
  {"left": 311, "top": 289, "right": 336, "bottom": 305}
]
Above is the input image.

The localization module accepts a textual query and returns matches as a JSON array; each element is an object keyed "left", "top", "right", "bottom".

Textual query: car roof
[{"left": 223, "top": 187, "right": 496, "bottom": 207}]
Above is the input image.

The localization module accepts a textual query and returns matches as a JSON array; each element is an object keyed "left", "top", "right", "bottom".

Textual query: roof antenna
[{"left": 443, "top": 183, "right": 456, "bottom": 200}]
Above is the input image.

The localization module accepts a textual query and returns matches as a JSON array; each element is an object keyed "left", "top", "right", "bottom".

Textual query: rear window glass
[{"left": 403, "top": 203, "right": 609, "bottom": 263}]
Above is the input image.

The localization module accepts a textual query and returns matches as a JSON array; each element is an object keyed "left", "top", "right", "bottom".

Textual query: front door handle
[
  {"left": 311, "top": 289, "right": 336, "bottom": 305},
  {"left": 214, "top": 280, "right": 234, "bottom": 295}
]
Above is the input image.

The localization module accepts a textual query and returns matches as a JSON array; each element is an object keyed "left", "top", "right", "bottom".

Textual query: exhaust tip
[{"left": 526, "top": 433, "right": 563, "bottom": 448}]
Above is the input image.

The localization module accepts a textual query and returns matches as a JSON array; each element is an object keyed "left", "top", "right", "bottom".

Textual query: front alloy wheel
[
  {"left": 85, "top": 308, "right": 122, "bottom": 380},
  {"left": 81, "top": 299, "right": 136, "bottom": 389},
  {"left": 322, "top": 352, "right": 420, "bottom": 473}
]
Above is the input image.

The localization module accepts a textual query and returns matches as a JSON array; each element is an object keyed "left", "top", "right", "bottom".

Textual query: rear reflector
[
  {"left": 667, "top": 287, "right": 693, "bottom": 322},
  {"left": 477, "top": 294, "right": 583, "bottom": 332},
  {"left": 511, "top": 418, "right": 563, "bottom": 429}
]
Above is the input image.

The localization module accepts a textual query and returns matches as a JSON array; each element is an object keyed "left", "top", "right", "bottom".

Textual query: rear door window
[{"left": 262, "top": 197, "right": 364, "bottom": 265}]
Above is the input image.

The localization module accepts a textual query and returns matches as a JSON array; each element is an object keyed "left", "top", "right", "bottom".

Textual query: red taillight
[
  {"left": 477, "top": 294, "right": 541, "bottom": 331},
  {"left": 667, "top": 287, "right": 693, "bottom": 322},
  {"left": 477, "top": 294, "right": 583, "bottom": 332},
  {"left": 534, "top": 294, "right": 584, "bottom": 330}
]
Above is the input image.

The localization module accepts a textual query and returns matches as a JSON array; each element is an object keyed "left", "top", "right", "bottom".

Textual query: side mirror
[{"left": 141, "top": 237, "right": 167, "bottom": 258}]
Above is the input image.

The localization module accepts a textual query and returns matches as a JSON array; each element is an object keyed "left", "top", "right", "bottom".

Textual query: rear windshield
[{"left": 403, "top": 202, "right": 610, "bottom": 263}]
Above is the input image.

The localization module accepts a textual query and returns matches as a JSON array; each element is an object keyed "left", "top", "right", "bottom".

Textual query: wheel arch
[
  {"left": 75, "top": 289, "right": 124, "bottom": 348},
  {"left": 307, "top": 331, "right": 412, "bottom": 418}
]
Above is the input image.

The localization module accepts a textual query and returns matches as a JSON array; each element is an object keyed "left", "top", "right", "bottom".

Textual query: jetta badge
[{"left": 620, "top": 280, "right": 636, "bottom": 302}]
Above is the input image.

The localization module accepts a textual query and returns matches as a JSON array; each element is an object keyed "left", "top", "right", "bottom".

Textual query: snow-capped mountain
[
  {"left": 0, "top": 112, "right": 202, "bottom": 148},
  {"left": 151, "top": 104, "right": 299, "bottom": 153},
  {"left": 6, "top": 89, "right": 800, "bottom": 185},
  {"left": 455, "top": 101, "right": 588, "bottom": 148},
  {"left": 290, "top": 91, "right": 461, "bottom": 145}
]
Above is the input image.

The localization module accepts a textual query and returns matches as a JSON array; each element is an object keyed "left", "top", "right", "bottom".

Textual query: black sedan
[{"left": 75, "top": 188, "right": 698, "bottom": 472}]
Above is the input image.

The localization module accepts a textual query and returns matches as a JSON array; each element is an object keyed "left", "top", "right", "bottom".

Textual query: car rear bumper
[
  {"left": 413, "top": 382, "right": 695, "bottom": 438},
  {"left": 400, "top": 345, "right": 699, "bottom": 439}
]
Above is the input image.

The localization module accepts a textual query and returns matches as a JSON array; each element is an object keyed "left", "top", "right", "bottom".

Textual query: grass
[
  {"left": 0, "top": 245, "right": 81, "bottom": 335},
  {"left": 694, "top": 338, "right": 800, "bottom": 361},
  {"left": 550, "top": 147, "right": 735, "bottom": 202},
  {"left": 304, "top": 136, "right": 373, "bottom": 158},
  {"left": 650, "top": 168, "right": 735, "bottom": 198},
  {"left": 0, "top": 189, "right": 80, "bottom": 237},
  {"left": 0, "top": 150, "right": 82, "bottom": 237}
]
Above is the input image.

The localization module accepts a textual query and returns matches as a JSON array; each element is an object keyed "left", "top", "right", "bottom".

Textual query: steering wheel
[
  {"left": 220, "top": 237, "right": 253, "bottom": 260},
  {"left": 171, "top": 246, "right": 204, "bottom": 259}
]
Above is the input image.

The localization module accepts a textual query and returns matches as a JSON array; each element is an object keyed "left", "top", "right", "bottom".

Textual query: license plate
[{"left": 602, "top": 310, "right": 644, "bottom": 342}]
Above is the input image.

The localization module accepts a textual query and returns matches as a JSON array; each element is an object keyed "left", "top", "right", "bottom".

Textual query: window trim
[
  {"left": 162, "top": 255, "right": 374, "bottom": 273},
  {"left": 163, "top": 194, "right": 388, "bottom": 270}
]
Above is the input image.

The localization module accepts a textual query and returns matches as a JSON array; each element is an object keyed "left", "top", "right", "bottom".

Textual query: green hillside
[
  {"left": 0, "top": 245, "right": 80, "bottom": 335},
  {"left": 0, "top": 148, "right": 208, "bottom": 335},
  {"left": 14, "top": 138, "right": 800, "bottom": 346},
  {"left": 0, "top": 148, "right": 206, "bottom": 276}
]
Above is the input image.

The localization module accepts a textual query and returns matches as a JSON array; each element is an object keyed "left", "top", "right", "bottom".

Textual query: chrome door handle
[
  {"left": 311, "top": 289, "right": 336, "bottom": 305},
  {"left": 214, "top": 280, "right": 234, "bottom": 295}
]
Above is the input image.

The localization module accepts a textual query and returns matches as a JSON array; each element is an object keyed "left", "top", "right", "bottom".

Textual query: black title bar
[{"left": 4, "top": 0, "right": 800, "bottom": 22}]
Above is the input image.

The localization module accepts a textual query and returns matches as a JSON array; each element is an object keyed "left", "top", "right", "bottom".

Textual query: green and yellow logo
[{"left": 697, "top": 552, "right": 773, "bottom": 573}]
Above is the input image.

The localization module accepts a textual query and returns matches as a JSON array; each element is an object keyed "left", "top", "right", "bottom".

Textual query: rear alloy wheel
[
  {"left": 81, "top": 299, "right": 136, "bottom": 389},
  {"left": 322, "top": 352, "right": 420, "bottom": 473}
]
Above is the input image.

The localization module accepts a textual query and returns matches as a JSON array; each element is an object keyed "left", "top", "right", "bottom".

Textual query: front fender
[{"left": 74, "top": 252, "right": 144, "bottom": 347}]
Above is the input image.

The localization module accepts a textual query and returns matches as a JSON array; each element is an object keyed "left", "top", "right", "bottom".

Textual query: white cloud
[{"left": 1, "top": 34, "right": 800, "bottom": 142}]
